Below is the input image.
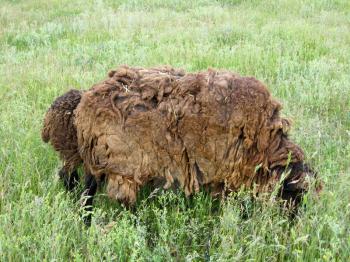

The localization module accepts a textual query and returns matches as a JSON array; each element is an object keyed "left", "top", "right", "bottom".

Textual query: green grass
[{"left": 0, "top": 0, "right": 349, "bottom": 260}]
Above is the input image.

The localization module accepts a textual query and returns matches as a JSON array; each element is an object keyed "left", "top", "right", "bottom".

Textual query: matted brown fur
[
  {"left": 75, "top": 65, "right": 313, "bottom": 205},
  {"left": 42, "top": 89, "right": 82, "bottom": 174}
]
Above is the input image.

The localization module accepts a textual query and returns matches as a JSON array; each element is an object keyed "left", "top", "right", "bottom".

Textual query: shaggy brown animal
[
  {"left": 41, "top": 89, "right": 83, "bottom": 190},
  {"left": 75, "top": 65, "right": 316, "bottom": 207}
]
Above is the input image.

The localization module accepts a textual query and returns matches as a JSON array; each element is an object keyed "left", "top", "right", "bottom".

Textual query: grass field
[{"left": 0, "top": 0, "right": 350, "bottom": 260}]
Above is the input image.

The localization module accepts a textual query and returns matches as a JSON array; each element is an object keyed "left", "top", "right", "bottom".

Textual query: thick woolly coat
[
  {"left": 75, "top": 66, "right": 309, "bottom": 204},
  {"left": 42, "top": 89, "right": 82, "bottom": 174}
]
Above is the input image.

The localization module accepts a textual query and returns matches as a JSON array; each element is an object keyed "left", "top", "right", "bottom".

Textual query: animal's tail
[{"left": 41, "top": 111, "right": 52, "bottom": 143}]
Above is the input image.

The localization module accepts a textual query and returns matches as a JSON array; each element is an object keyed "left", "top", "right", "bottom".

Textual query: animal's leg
[
  {"left": 58, "top": 167, "right": 79, "bottom": 191},
  {"left": 81, "top": 172, "right": 98, "bottom": 226}
]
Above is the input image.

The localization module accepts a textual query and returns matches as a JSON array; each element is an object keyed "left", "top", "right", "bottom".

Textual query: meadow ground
[{"left": 0, "top": 0, "right": 349, "bottom": 260}]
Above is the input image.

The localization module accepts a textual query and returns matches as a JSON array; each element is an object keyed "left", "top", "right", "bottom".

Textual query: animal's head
[{"left": 273, "top": 161, "right": 320, "bottom": 205}]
